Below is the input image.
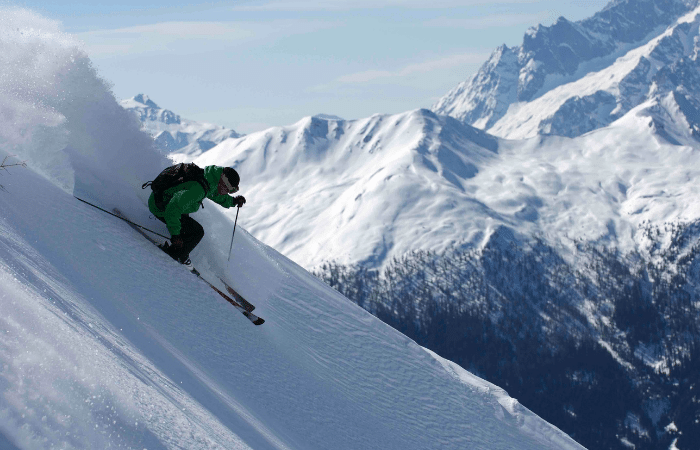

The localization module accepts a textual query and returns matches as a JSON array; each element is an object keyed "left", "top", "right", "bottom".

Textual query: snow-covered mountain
[
  {"left": 192, "top": 94, "right": 700, "bottom": 272},
  {"left": 121, "top": 94, "right": 242, "bottom": 159},
  {"left": 433, "top": 0, "right": 700, "bottom": 138},
  {"left": 195, "top": 110, "right": 501, "bottom": 269},
  {"left": 0, "top": 8, "right": 586, "bottom": 450}
]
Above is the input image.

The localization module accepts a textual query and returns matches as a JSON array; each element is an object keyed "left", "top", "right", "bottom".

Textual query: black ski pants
[{"left": 157, "top": 214, "right": 204, "bottom": 263}]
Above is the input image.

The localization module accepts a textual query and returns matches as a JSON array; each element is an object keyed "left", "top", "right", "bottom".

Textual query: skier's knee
[{"left": 194, "top": 223, "right": 204, "bottom": 241}]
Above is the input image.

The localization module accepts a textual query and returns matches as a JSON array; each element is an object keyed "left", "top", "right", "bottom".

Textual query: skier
[{"left": 147, "top": 165, "right": 246, "bottom": 269}]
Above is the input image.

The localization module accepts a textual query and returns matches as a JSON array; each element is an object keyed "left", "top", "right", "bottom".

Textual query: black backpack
[{"left": 142, "top": 163, "right": 210, "bottom": 210}]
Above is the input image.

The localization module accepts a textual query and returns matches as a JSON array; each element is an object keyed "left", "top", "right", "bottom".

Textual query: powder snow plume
[{"left": 0, "top": 8, "right": 165, "bottom": 209}]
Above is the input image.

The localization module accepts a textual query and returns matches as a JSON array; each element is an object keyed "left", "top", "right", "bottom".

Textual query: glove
[
  {"left": 170, "top": 235, "right": 184, "bottom": 249},
  {"left": 233, "top": 195, "right": 246, "bottom": 207}
]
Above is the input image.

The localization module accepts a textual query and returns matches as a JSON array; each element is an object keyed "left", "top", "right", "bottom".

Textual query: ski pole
[
  {"left": 228, "top": 206, "right": 240, "bottom": 262},
  {"left": 74, "top": 196, "right": 170, "bottom": 239}
]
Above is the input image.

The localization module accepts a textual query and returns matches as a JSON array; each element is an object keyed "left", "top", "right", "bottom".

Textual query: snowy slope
[
  {"left": 0, "top": 157, "right": 586, "bottom": 450},
  {"left": 0, "top": 7, "right": 585, "bottom": 450},
  {"left": 121, "top": 94, "right": 242, "bottom": 159}
]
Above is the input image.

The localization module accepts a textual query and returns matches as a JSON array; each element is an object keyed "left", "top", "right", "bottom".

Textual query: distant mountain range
[
  {"left": 432, "top": 0, "right": 700, "bottom": 139},
  {"left": 120, "top": 94, "right": 242, "bottom": 159},
  {"left": 133, "top": 1, "right": 700, "bottom": 279}
]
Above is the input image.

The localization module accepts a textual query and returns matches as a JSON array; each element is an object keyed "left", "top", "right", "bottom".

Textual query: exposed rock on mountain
[
  {"left": 433, "top": 0, "right": 700, "bottom": 138},
  {"left": 121, "top": 94, "right": 242, "bottom": 159}
]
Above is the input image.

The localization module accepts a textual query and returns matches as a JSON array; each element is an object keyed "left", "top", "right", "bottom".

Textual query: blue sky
[{"left": 17, "top": 0, "right": 611, "bottom": 134}]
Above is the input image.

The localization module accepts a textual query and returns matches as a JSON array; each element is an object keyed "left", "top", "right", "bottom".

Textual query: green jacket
[{"left": 148, "top": 165, "right": 235, "bottom": 236}]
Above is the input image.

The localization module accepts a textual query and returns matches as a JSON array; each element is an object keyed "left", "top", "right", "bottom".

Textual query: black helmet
[{"left": 221, "top": 167, "right": 240, "bottom": 190}]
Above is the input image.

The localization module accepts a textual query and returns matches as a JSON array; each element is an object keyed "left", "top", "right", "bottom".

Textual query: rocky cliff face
[{"left": 433, "top": 0, "right": 700, "bottom": 137}]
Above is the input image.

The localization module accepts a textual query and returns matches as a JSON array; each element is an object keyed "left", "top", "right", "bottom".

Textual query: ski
[
  {"left": 112, "top": 209, "right": 264, "bottom": 325},
  {"left": 219, "top": 277, "right": 255, "bottom": 312},
  {"left": 198, "top": 276, "right": 264, "bottom": 325}
]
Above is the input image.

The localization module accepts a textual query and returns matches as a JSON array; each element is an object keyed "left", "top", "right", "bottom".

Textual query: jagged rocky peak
[
  {"left": 124, "top": 94, "right": 181, "bottom": 125},
  {"left": 431, "top": 45, "right": 519, "bottom": 130},
  {"left": 518, "top": 16, "right": 606, "bottom": 100},
  {"left": 499, "top": 6, "right": 700, "bottom": 140},
  {"left": 132, "top": 93, "right": 159, "bottom": 109},
  {"left": 433, "top": 0, "right": 700, "bottom": 133},
  {"left": 120, "top": 95, "right": 241, "bottom": 158}
]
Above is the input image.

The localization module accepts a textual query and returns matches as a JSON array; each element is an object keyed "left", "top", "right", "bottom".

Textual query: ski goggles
[{"left": 221, "top": 173, "right": 239, "bottom": 193}]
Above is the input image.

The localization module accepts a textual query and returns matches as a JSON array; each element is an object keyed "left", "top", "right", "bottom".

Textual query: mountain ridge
[
  {"left": 121, "top": 94, "right": 243, "bottom": 159},
  {"left": 194, "top": 109, "right": 505, "bottom": 269},
  {"left": 188, "top": 91, "right": 700, "bottom": 274},
  {"left": 432, "top": 0, "right": 700, "bottom": 134}
]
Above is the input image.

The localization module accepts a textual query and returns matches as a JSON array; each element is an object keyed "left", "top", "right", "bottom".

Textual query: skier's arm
[{"left": 209, "top": 193, "right": 236, "bottom": 209}]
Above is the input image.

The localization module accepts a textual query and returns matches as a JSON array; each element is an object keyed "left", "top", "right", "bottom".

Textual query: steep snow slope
[
  {"left": 0, "top": 7, "right": 586, "bottom": 449},
  {"left": 0, "top": 155, "right": 586, "bottom": 450},
  {"left": 121, "top": 94, "right": 242, "bottom": 159}
]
